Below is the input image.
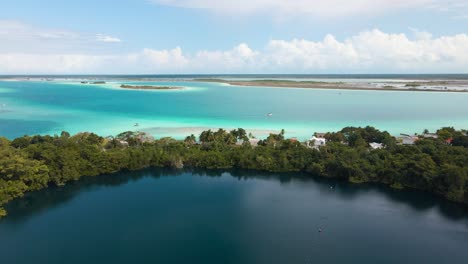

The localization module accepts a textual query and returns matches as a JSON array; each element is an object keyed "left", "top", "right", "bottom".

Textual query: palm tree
[{"left": 184, "top": 134, "right": 196, "bottom": 145}]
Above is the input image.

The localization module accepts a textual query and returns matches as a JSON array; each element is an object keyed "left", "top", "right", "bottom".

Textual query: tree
[
  {"left": 437, "top": 127, "right": 458, "bottom": 141},
  {"left": 347, "top": 133, "right": 367, "bottom": 148},
  {"left": 184, "top": 134, "right": 197, "bottom": 145},
  {"left": 1, "top": 126, "right": 468, "bottom": 218},
  {"left": 452, "top": 135, "right": 468, "bottom": 147},
  {"left": 199, "top": 130, "right": 214, "bottom": 143},
  {"left": 230, "top": 128, "right": 248, "bottom": 142},
  {"left": 325, "top": 132, "right": 345, "bottom": 142},
  {"left": 437, "top": 130, "right": 452, "bottom": 141},
  {"left": 11, "top": 136, "right": 31, "bottom": 149},
  {"left": 440, "top": 164, "right": 466, "bottom": 201},
  {"left": 116, "top": 131, "right": 139, "bottom": 146},
  {"left": 0, "top": 207, "right": 6, "bottom": 217},
  {"left": 61, "top": 131, "right": 71, "bottom": 138}
]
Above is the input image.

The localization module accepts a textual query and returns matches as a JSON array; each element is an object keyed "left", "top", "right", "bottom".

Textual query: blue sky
[{"left": 1, "top": 0, "right": 468, "bottom": 74}]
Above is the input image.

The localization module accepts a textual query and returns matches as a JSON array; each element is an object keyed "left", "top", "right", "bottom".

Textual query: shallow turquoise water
[
  {"left": 0, "top": 80, "right": 467, "bottom": 139},
  {"left": 1, "top": 169, "right": 468, "bottom": 264}
]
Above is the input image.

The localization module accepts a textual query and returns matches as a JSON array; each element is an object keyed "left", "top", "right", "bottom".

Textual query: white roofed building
[
  {"left": 369, "top": 142, "right": 384, "bottom": 149},
  {"left": 308, "top": 136, "right": 327, "bottom": 149}
]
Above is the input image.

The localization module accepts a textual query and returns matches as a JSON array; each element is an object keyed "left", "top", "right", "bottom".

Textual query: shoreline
[
  {"left": 196, "top": 79, "right": 468, "bottom": 92},
  {"left": 1, "top": 126, "right": 467, "bottom": 218}
]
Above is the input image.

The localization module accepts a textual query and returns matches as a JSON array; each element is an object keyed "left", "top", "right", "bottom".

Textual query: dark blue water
[{"left": 1, "top": 169, "right": 467, "bottom": 264}]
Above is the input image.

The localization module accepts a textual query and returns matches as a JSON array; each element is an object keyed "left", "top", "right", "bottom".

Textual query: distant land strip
[
  {"left": 119, "top": 84, "right": 184, "bottom": 90},
  {"left": 195, "top": 79, "right": 468, "bottom": 92}
]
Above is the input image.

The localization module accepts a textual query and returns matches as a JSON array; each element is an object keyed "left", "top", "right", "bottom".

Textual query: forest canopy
[{"left": 1, "top": 126, "right": 467, "bottom": 217}]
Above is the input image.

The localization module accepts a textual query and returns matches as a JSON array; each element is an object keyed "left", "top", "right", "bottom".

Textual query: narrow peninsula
[
  {"left": 120, "top": 84, "right": 184, "bottom": 90},
  {"left": 196, "top": 79, "right": 468, "bottom": 92}
]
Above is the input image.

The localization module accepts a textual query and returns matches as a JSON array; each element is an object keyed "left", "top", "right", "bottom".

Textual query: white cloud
[
  {"left": 141, "top": 47, "right": 188, "bottom": 67},
  {"left": 152, "top": 0, "right": 458, "bottom": 18},
  {"left": 0, "top": 20, "right": 78, "bottom": 41},
  {"left": 453, "top": 15, "right": 468, "bottom": 19},
  {"left": 0, "top": 53, "right": 115, "bottom": 74},
  {"left": 428, "top": 0, "right": 468, "bottom": 11},
  {"left": 409, "top": 27, "right": 433, "bottom": 41},
  {"left": 191, "top": 43, "right": 259, "bottom": 70},
  {"left": 96, "top": 34, "right": 121, "bottom": 43},
  {"left": 0, "top": 20, "right": 29, "bottom": 34},
  {"left": 0, "top": 20, "right": 121, "bottom": 53},
  {"left": 1, "top": 29, "right": 468, "bottom": 74}
]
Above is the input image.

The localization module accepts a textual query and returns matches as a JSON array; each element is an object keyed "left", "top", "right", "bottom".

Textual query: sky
[{"left": 1, "top": 0, "right": 468, "bottom": 74}]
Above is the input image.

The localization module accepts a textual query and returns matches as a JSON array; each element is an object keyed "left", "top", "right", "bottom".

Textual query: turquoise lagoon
[{"left": 0, "top": 78, "right": 467, "bottom": 139}]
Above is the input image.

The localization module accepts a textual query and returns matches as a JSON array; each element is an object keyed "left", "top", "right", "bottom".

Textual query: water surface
[
  {"left": 1, "top": 169, "right": 467, "bottom": 264},
  {"left": 1, "top": 77, "right": 467, "bottom": 139}
]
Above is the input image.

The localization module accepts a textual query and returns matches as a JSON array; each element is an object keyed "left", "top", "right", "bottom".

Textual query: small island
[
  {"left": 79, "top": 81, "right": 106, "bottom": 84},
  {"left": 120, "top": 84, "right": 184, "bottom": 90}
]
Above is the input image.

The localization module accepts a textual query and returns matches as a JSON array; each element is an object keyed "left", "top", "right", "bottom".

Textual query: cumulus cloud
[
  {"left": 191, "top": 43, "right": 259, "bottom": 71},
  {"left": 242, "top": 30, "right": 466, "bottom": 72},
  {"left": 1, "top": 29, "right": 468, "bottom": 74},
  {"left": 151, "top": 0, "right": 468, "bottom": 18},
  {"left": 141, "top": 47, "right": 188, "bottom": 68}
]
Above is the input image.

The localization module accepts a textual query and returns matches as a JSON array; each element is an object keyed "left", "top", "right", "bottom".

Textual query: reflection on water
[
  {"left": 4, "top": 168, "right": 468, "bottom": 224},
  {"left": 1, "top": 168, "right": 468, "bottom": 264}
]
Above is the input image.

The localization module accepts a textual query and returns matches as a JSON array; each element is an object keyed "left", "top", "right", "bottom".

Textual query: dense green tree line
[{"left": 0, "top": 126, "right": 467, "bottom": 217}]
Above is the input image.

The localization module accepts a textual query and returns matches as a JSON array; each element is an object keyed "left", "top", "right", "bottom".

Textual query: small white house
[
  {"left": 423, "top": 133, "right": 438, "bottom": 139},
  {"left": 118, "top": 140, "right": 129, "bottom": 147},
  {"left": 369, "top": 142, "right": 384, "bottom": 150},
  {"left": 308, "top": 136, "right": 327, "bottom": 149},
  {"left": 398, "top": 136, "right": 418, "bottom": 145},
  {"left": 235, "top": 138, "right": 260, "bottom": 146}
]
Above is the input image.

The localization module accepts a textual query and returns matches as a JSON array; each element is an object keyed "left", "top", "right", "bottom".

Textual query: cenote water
[
  {"left": 1, "top": 77, "right": 468, "bottom": 139},
  {"left": 1, "top": 169, "right": 468, "bottom": 264}
]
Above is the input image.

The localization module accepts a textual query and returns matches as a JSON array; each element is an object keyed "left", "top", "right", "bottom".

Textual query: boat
[
  {"left": 134, "top": 123, "right": 139, "bottom": 127},
  {"left": 267, "top": 113, "right": 273, "bottom": 117}
]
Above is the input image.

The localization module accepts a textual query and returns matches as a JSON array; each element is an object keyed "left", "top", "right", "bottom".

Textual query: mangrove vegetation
[{"left": 1, "top": 126, "right": 467, "bottom": 217}]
